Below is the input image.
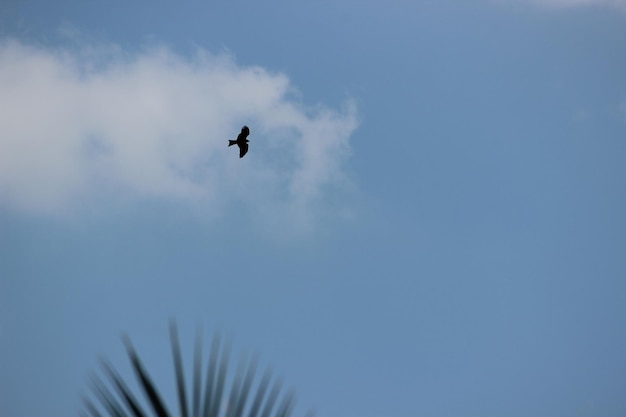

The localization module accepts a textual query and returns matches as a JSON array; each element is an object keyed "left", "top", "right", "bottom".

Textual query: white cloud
[{"left": 0, "top": 39, "right": 358, "bottom": 234}]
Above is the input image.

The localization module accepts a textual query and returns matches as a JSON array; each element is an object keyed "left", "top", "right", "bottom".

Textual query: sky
[{"left": 1, "top": 1, "right": 625, "bottom": 416}]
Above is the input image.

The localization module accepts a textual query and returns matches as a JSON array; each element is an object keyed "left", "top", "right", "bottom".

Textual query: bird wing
[{"left": 239, "top": 142, "right": 249, "bottom": 158}]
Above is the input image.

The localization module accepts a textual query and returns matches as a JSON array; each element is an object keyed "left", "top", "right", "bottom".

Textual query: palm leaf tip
[{"left": 81, "top": 323, "right": 311, "bottom": 417}]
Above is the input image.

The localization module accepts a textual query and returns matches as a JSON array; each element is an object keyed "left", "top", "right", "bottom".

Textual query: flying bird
[{"left": 228, "top": 125, "right": 250, "bottom": 158}]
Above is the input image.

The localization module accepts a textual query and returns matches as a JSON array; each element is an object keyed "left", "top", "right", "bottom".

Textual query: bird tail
[{"left": 228, "top": 140, "right": 237, "bottom": 147}]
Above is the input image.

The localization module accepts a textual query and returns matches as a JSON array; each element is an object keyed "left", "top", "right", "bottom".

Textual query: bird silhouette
[{"left": 228, "top": 125, "right": 250, "bottom": 158}]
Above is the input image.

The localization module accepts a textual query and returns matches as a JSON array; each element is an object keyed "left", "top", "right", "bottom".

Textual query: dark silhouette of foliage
[{"left": 81, "top": 322, "right": 307, "bottom": 417}]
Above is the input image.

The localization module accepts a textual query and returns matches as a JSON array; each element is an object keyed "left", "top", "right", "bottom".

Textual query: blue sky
[{"left": 1, "top": 1, "right": 625, "bottom": 416}]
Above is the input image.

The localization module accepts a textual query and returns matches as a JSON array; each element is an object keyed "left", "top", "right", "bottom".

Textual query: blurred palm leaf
[{"left": 81, "top": 322, "right": 307, "bottom": 417}]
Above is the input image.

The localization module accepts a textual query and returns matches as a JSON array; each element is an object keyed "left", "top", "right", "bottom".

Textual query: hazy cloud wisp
[{"left": 0, "top": 40, "right": 358, "bottom": 233}]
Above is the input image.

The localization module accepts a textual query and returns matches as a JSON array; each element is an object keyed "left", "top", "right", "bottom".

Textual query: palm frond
[{"left": 82, "top": 322, "right": 308, "bottom": 417}]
